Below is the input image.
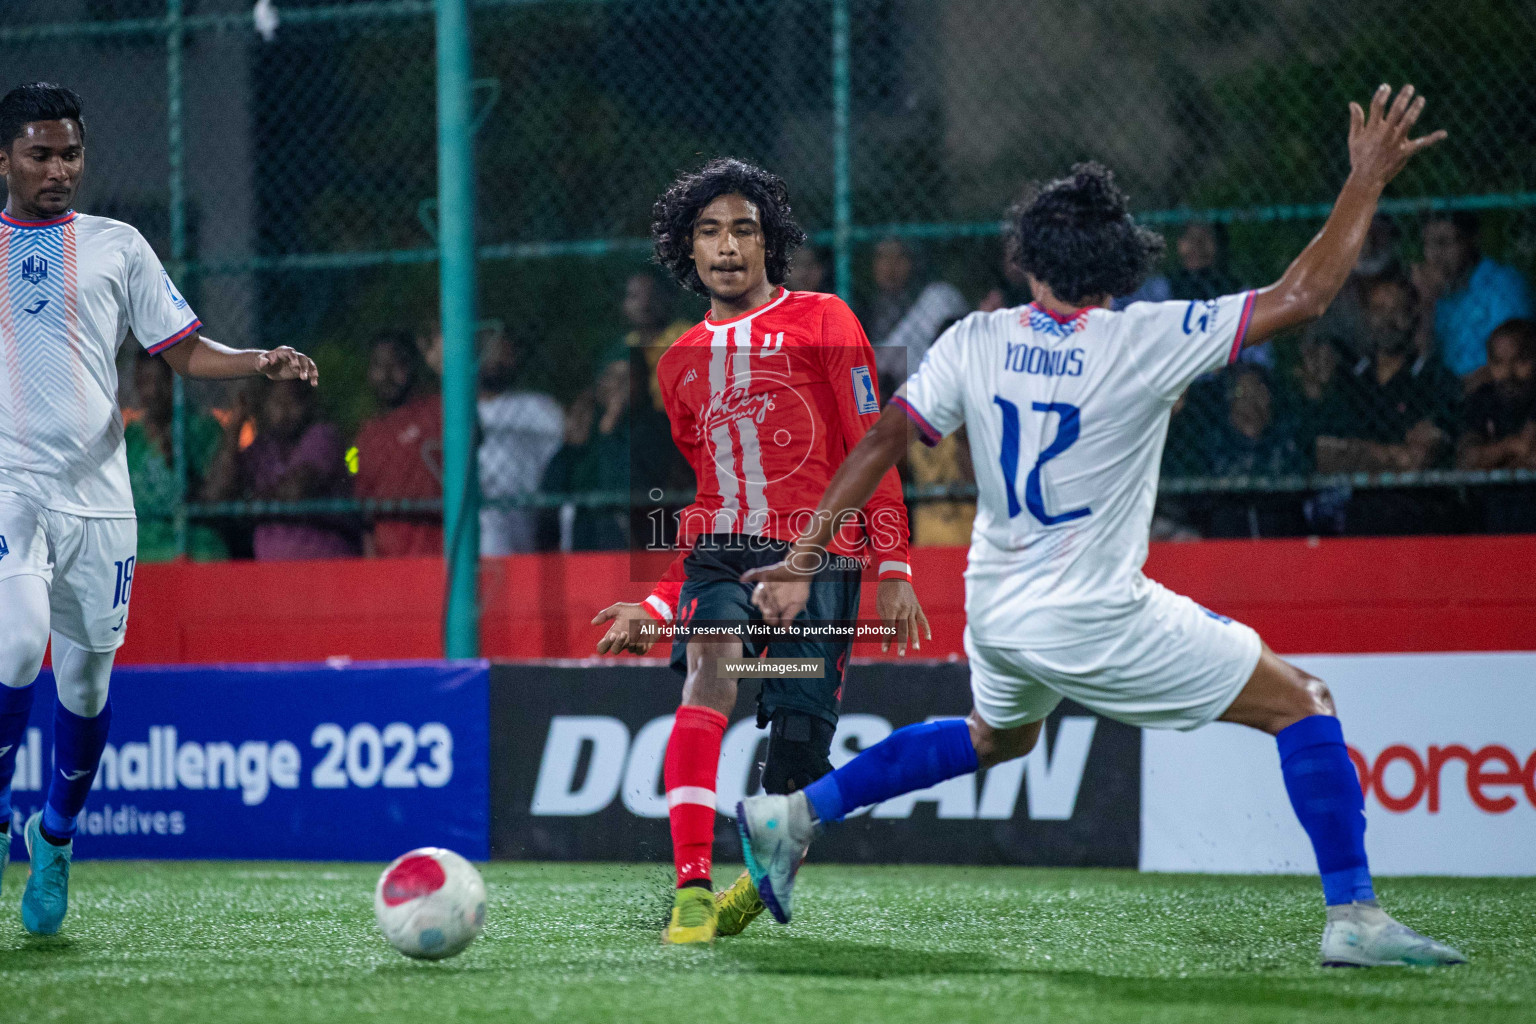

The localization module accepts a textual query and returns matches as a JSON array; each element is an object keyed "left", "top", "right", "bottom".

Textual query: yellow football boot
[
  {"left": 662, "top": 885, "right": 717, "bottom": 945},
  {"left": 714, "top": 871, "right": 766, "bottom": 937}
]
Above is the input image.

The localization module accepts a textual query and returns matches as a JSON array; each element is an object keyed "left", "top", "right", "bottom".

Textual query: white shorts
[
  {"left": 965, "top": 581, "right": 1263, "bottom": 732},
  {"left": 0, "top": 491, "right": 138, "bottom": 652}
]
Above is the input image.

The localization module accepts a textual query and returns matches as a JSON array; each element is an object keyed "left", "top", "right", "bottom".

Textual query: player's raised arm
[
  {"left": 1243, "top": 84, "right": 1447, "bottom": 348},
  {"left": 744, "top": 401, "right": 913, "bottom": 627}
]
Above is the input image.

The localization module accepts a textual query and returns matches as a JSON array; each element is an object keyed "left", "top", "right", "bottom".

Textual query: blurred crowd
[{"left": 122, "top": 212, "right": 1536, "bottom": 562}]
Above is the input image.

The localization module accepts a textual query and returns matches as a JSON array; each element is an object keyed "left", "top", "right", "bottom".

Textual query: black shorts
[{"left": 669, "top": 534, "right": 861, "bottom": 725}]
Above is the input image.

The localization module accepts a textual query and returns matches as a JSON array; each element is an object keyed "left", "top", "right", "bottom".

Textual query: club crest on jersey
[
  {"left": 851, "top": 365, "right": 879, "bottom": 414},
  {"left": 0, "top": 534, "right": 8, "bottom": 563},
  {"left": 20, "top": 255, "right": 47, "bottom": 285}
]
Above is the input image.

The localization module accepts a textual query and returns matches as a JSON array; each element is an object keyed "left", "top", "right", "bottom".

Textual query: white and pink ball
[{"left": 374, "top": 847, "right": 486, "bottom": 960}]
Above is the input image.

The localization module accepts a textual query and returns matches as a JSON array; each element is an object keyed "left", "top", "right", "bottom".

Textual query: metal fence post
[
  {"left": 832, "top": 0, "right": 852, "bottom": 301},
  {"left": 437, "top": 0, "right": 481, "bottom": 658},
  {"left": 167, "top": 0, "right": 189, "bottom": 559}
]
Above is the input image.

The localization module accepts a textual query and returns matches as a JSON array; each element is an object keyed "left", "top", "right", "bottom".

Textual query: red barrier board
[{"left": 116, "top": 536, "right": 1536, "bottom": 665}]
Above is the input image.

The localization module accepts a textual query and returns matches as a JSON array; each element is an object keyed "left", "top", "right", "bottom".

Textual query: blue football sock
[
  {"left": 43, "top": 699, "right": 112, "bottom": 840},
  {"left": 804, "top": 719, "right": 978, "bottom": 824},
  {"left": 1276, "top": 715, "right": 1375, "bottom": 906},
  {"left": 0, "top": 683, "right": 35, "bottom": 831}
]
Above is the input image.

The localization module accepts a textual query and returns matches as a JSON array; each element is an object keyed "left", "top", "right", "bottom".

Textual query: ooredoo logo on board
[{"left": 1350, "top": 743, "right": 1536, "bottom": 815}]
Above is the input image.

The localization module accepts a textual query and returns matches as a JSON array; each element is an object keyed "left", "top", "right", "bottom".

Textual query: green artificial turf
[{"left": 1, "top": 861, "right": 1530, "bottom": 1024}]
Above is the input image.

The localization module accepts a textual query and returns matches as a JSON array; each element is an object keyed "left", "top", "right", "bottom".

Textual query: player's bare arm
[
  {"left": 745, "top": 401, "right": 930, "bottom": 654},
  {"left": 1243, "top": 84, "right": 1446, "bottom": 346},
  {"left": 159, "top": 332, "right": 318, "bottom": 385}
]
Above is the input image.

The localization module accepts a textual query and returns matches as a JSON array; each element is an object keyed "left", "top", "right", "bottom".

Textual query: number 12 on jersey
[{"left": 993, "top": 397, "right": 1092, "bottom": 526}]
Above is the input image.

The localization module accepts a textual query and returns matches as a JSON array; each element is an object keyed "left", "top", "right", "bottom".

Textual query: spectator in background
[
  {"left": 866, "top": 237, "right": 919, "bottom": 342},
  {"left": 416, "top": 318, "right": 444, "bottom": 379},
  {"left": 352, "top": 330, "right": 443, "bottom": 557},
  {"left": 541, "top": 349, "right": 674, "bottom": 551},
  {"left": 1457, "top": 318, "right": 1536, "bottom": 532},
  {"left": 788, "top": 245, "right": 830, "bottom": 293},
  {"left": 864, "top": 237, "right": 969, "bottom": 390},
  {"left": 1312, "top": 214, "right": 1403, "bottom": 359},
  {"left": 1198, "top": 365, "right": 1307, "bottom": 537},
  {"left": 1287, "top": 331, "right": 1356, "bottom": 468},
  {"left": 477, "top": 325, "right": 563, "bottom": 555},
  {"left": 205, "top": 378, "right": 357, "bottom": 560},
  {"left": 1167, "top": 221, "right": 1239, "bottom": 301},
  {"left": 1111, "top": 272, "right": 1172, "bottom": 310},
  {"left": 979, "top": 244, "right": 1032, "bottom": 312},
  {"left": 123, "top": 349, "right": 228, "bottom": 562},
  {"left": 621, "top": 271, "right": 692, "bottom": 414},
  {"left": 1316, "top": 276, "right": 1460, "bottom": 535},
  {"left": 1413, "top": 211, "right": 1533, "bottom": 382}
]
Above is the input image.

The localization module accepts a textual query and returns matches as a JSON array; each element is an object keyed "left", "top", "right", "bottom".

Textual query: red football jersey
[{"left": 643, "top": 288, "right": 911, "bottom": 620}]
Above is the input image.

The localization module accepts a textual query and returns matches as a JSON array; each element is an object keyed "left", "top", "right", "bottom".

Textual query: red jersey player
[{"left": 592, "top": 158, "right": 929, "bottom": 944}]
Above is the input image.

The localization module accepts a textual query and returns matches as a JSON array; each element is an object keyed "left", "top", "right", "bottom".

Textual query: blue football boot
[{"left": 21, "top": 811, "right": 72, "bottom": 935}]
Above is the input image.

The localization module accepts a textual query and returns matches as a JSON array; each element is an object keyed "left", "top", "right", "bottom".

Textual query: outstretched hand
[
  {"left": 1348, "top": 84, "right": 1447, "bottom": 190},
  {"left": 256, "top": 346, "right": 319, "bottom": 386},
  {"left": 591, "top": 601, "right": 656, "bottom": 655}
]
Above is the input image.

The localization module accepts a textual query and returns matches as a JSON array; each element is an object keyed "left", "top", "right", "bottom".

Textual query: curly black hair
[
  {"left": 651, "top": 157, "right": 807, "bottom": 295},
  {"left": 1005, "top": 162, "right": 1164, "bottom": 306}
]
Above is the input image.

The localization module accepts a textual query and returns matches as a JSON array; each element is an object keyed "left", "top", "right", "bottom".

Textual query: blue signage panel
[{"left": 6, "top": 660, "right": 488, "bottom": 861}]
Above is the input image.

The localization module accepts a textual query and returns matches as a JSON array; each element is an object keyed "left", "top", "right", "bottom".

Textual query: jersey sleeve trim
[
  {"left": 877, "top": 560, "right": 913, "bottom": 581},
  {"left": 890, "top": 394, "right": 944, "bottom": 448},
  {"left": 147, "top": 318, "right": 202, "bottom": 355},
  {"left": 1228, "top": 290, "right": 1258, "bottom": 365},
  {"left": 643, "top": 594, "right": 674, "bottom": 621}
]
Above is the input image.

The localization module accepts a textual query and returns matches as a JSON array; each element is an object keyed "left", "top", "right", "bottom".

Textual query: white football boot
[
  {"left": 1320, "top": 902, "right": 1466, "bottom": 967},
  {"left": 734, "top": 791, "right": 816, "bottom": 924}
]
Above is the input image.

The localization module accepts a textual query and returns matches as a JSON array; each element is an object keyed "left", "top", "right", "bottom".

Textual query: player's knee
[
  {"left": 0, "top": 577, "right": 50, "bottom": 688},
  {"left": 1270, "top": 666, "right": 1336, "bottom": 731},
  {"left": 0, "top": 627, "right": 48, "bottom": 689},
  {"left": 968, "top": 713, "right": 1040, "bottom": 769},
  {"left": 52, "top": 638, "right": 114, "bottom": 718},
  {"left": 680, "top": 642, "right": 741, "bottom": 715},
  {"left": 759, "top": 711, "right": 835, "bottom": 795},
  {"left": 1297, "top": 673, "right": 1336, "bottom": 718},
  {"left": 57, "top": 670, "right": 111, "bottom": 718}
]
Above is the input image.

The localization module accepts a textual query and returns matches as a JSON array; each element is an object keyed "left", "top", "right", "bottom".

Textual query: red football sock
[{"left": 664, "top": 704, "right": 728, "bottom": 889}]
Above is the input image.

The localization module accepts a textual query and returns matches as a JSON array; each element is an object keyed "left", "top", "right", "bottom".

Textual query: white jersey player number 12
[{"left": 896, "top": 290, "right": 1255, "bottom": 648}]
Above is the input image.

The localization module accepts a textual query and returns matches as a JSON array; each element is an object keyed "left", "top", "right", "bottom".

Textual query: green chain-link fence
[{"left": 3, "top": 0, "right": 1535, "bottom": 560}]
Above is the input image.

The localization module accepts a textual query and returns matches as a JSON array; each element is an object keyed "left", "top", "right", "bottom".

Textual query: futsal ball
[{"left": 374, "top": 847, "right": 487, "bottom": 960}]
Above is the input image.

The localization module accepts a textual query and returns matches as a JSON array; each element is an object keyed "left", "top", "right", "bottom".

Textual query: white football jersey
[
  {"left": 0, "top": 210, "right": 201, "bottom": 517},
  {"left": 895, "top": 293, "right": 1257, "bottom": 649}
]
